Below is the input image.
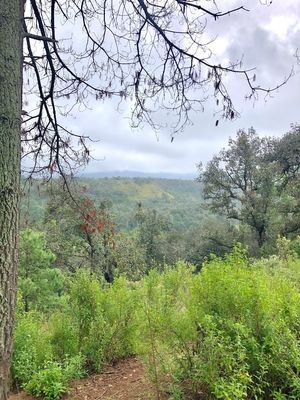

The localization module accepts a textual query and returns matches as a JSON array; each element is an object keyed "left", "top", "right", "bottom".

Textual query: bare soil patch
[{"left": 9, "top": 357, "right": 167, "bottom": 400}]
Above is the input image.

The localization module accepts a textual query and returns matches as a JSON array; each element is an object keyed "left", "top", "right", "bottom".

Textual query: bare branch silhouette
[{"left": 21, "top": 0, "right": 291, "bottom": 178}]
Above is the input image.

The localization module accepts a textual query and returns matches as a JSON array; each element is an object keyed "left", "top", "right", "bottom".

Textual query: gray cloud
[{"left": 47, "top": 2, "right": 300, "bottom": 175}]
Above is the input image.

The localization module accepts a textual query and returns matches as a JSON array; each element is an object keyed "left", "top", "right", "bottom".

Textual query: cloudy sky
[{"left": 60, "top": 0, "right": 300, "bottom": 177}]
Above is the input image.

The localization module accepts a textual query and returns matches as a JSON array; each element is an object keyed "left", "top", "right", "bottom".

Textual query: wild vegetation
[
  {"left": 1, "top": 1, "right": 294, "bottom": 397},
  {"left": 11, "top": 126, "right": 300, "bottom": 399},
  {"left": 12, "top": 237, "right": 300, "bottom": 400},
  {"left": 21, "top": 125, "right": 300, "bottom": 269}
]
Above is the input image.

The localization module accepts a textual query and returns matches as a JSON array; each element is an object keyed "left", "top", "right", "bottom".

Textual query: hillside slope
[{"left": 21, "top": 177, "right": 205, "bottom": 231}]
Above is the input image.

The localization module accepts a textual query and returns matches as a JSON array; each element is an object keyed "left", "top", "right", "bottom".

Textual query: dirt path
[{"left": 9, "top": 358, "right": 166, "bottom": 400}]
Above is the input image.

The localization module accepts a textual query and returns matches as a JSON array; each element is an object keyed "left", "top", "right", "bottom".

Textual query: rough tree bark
[{"left": 0, "top": 0, "right": 23, "bottom": 398}]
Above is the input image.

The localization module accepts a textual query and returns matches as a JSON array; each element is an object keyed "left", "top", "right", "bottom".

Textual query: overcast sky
[{"left": 62, "top": 0, "right": 300, "bottom": 176}]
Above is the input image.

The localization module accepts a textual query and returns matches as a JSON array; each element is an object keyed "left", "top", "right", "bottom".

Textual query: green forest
[
  {"left": 1, "top": 1, "right": 299, "bottom": 400},
  {"left": 11, "top": 126, "right": 300, "bottom": 399}
]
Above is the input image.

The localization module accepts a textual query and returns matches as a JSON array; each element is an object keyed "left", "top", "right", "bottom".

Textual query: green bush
[
  {"left": 136, "top": 263, "right": 195, "bottom": 394},
  {"left": 12, "top": 312, "right": 52, "bottom": 385},
  {"left": 138, "top": 248, "right": 300, "bottom": 399},
  {"left": 12, "top": 247, "right": 300, "bottom": 400},
  {"left": 68, "top": 271, "right": 138, "bottom": 371},
  {"left": 19, "top": 229, "right": 67, "bottom": 313},
  {"left": 24, "top": 362, "right": 67, "bottom": 400},
  {"left": 49, "top": 312, "right": 80, "bottom": 361},
  {"left": 24, "top": 356, "right": 84, "bottom": 400},
  {"left": 99, "top": 277, "right": 139, "bottom": 362},
  {"left": 68, "top": 270, "right": 108, "bottom": 371}
]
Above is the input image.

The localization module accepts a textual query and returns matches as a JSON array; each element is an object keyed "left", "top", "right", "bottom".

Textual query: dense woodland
[
  {"left": 21, "top": 126, "right": 300, "bottom": 272},
  {"left": 1, "top": 1, "right": 297, "bottom": 399},
  {"left": 11, "top": 126, "right": 300, "bottom": 399}
]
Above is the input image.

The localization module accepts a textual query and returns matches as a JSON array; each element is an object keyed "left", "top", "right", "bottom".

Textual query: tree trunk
[{"left": 0, "top": 0, "right": 23, "bottom": 398}]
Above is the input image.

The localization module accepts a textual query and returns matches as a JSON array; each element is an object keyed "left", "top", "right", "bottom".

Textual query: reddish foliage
[{"left": 79, "top": 198, "right": 115, "bottom": 248}]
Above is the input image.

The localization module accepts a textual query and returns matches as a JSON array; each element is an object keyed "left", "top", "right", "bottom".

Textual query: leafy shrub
[
  {"left": 19, "top": 229, "right": 66, "bottom": 313},
  {"left": 24, "top": 362, "right": 67, "bottom": 400},
  {"left": 136, "top": 263, "right": 194, "bottom": 394},
  {"left": 99, "top": 277, "right": 139, "bottom": 362},
  {"left": 49, "top": 312, "right": 80, "bottom": 361},
  {"left": 12, "top": 246, "right": 300, "bottom": 400},
  {"left": 24, "top": 356, "right": 84, "bottom": 400},
  {"left": 68, "top": 270, "right": 108, "bottom": 371},
  {"left": 12, "top": 307, "right": 85, "bottom": 398},
  {"left": 138, "top": 248, "right": 300, "bottom": 399},
  {"left": 12, "top": 312, "right": 52, "bottom": 385},
  {"left": 69, "top": 270, "right": 102, "bottom": 341},
  {"left": 69, "top": 271, "right": 138, "bottom": 370}
]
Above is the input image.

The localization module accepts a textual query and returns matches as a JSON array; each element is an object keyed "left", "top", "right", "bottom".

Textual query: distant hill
[
  {"left": 21, "top": 177, "right": 206, "bottom": 231},
  {"left": 79, "top": 170, "right": 196, "bottom": 180}
]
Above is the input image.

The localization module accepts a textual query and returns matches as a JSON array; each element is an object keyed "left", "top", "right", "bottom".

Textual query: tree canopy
[{"left": 199, "top": 126, "right": 300, "bottom": 253}]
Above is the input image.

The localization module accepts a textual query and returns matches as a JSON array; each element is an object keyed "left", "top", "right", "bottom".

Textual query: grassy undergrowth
[{"left": 12, "top": 245, "right": 300, "bottom": 399}]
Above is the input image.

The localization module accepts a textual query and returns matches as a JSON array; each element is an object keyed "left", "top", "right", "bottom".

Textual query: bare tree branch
[{"left": 21, "top": 0, "right": 291, "bottom": 178}]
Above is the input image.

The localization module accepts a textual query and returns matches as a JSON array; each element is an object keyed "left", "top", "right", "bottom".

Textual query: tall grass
[{"left": 13, "top": 246, "right": 300, "bottom": 399}]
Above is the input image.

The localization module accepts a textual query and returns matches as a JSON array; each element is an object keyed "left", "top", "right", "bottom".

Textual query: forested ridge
[{"left": 21, "top": 177, "right": 205, "bottom": 232}]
